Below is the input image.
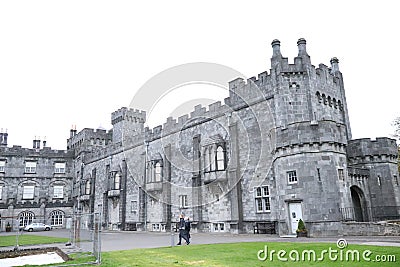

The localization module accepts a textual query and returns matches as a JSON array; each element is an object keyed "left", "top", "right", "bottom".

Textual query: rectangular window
[
  {"left": 394, "top": 175, "right": 399, "bottom": 186},
  {"left": 0, "top": 185, "right": 3, "bottom": 199},
  {"left": 114, "top": 173, "right": 120, "bottom": 190},
  {"left": 213, "top": 223, "right": 225, "bottom": 232},
  {"left": 0, "top": 161, "right": 5, "bottom": 172},
  {"left": 54, "top": 162, "right": 66, "bottom": 174},
  {"left": 53, "top": 185, "right": 64, "bottom": 199},
  {"left": 131, "top": 200, "right": 138, "bottom": 213},
  {"left": 23, "top": 185, "right": 34, "bottom": 199},
  {"left": 152, "top": 223, "right": 160, "bottom": 231},
  {"left": 25, "top": 162, "right": 37, "bottom": 173},
  {"left": 287, "top": 170, "right": 298, "bottom": 184},
  {"left": 338, "top": 169, "right": 345, "bottom": 181},
  {"left": 179, "top": 195, "right": 188, "bottom": 208},
  {"left": 255, "top": 186, "right": 271, "bottom": 212}
]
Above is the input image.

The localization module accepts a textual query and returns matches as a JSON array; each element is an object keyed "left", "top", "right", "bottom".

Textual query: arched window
[
  {"left": 50, "top": 210, "right": 64, "bottom": 226},
  {"left": 338, "top": 100, "right": 343, "bottom": 111},
  {"left": 316, "top": 91, "right": 322, "bottom": 103},
  {"left": 333, "top": 98, "right": 337, "bottom": 109},
  {"left": 322, "top": 94, "right": 327, "bottom": 105},
  {"left": 216, "top": 146, "right": 225, "bottom": 170},
  {"left": 155, "top": 162, "right": 162, "bottom": 182},
  {"left": 114, "top": 173, "right": 121, "bottom": 190},
  {"left": 210, "top": 146, "right": 216, "bottom": 171},
  {"left": 85, "top": 180, "right": 91, "bottom": 195},
  {"left": 19, "top": 211, "right": 34, "bottom": 227},
  {"left": 204, "top": 147, "right": 210, "bottom": 172}
]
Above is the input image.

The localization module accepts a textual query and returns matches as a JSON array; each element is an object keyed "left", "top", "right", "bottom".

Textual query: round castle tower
[{"left": 270, "top": 39, "right": 352, "bottom": 236}]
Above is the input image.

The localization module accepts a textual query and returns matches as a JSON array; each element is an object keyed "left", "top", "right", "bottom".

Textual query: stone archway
[{"left": 350, "top": 186, "right": 367, "bottom": 222}]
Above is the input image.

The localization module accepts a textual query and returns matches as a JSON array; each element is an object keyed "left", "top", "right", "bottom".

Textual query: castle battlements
[
  {"left": 111, "top": 107, "right": 146, "bottom": 125},
  {"left": 347, "top": 138, "right": 398, "bottom": 163},
  {"left": 0, "top": 145, "right": 73, "bottom": 158}
]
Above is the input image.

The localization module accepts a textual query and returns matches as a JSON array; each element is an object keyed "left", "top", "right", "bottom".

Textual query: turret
[
  {"left": 330, "top": 57, "right": 340, "bottom": 74},
  {"left": 271, "top": 39, "right": 282, "bottom": 58},
  {"left": 111, "top": 107, "right": 146, "bottom": 144}
]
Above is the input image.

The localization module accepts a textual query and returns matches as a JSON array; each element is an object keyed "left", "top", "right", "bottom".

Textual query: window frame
[
  {"left": 50, "top": 210, "right": 64, "bottom": 226},
  {"left": 254, "top": 185, "right": 271, "bottom": 213},
  {"left": 23, "top": 185, "right": 35, "bottom": 200},
  {"left": 154, "top": 162, "right": 162, "bottom": 182},
  {"left": 25, "top": 161, "right": 37, "bottom": 174},
  {"left": 0, "top": 160, "right": 5, "bottom": 173},
  {"left": 19, "top": 211, "right": 34, "bottom": 227},
  {"left": 53, "top": 185, "right": 64, "bottom": 199},
  {"left": 203, "top": 143, "right": 226, "bottom": 173},
  {"left": 216, "top": 146, "right": 225, "bottom": 171},
  {"left": 54, "top": 162, "right": 66, "bottom": 174},
  {"left": 114, "top": 172, "right": 121, "bottom": 190},
  {"left": 85, "top": 180, "right": 91, "bottom": 195},
  {"left": 179, "top": 195, "right": 188, "bottom": 208},
  {"left": 338, "top": 169, "right": 345, "bottom": 181},
  {"left": 287, "top": 170, "right": 298, "bottom": 185}
]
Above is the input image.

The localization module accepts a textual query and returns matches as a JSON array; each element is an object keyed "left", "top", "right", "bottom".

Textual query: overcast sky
[{"left": 0, "top": 1, "right": 399, "bottom": 150}]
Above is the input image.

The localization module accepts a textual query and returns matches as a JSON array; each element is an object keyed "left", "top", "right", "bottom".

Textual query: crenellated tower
[
  {"left": 111, "top": 107, "right": 146, "bottom": 145},
  {"left": 270, "top": 38, "right": 353, "bottom": 236}
]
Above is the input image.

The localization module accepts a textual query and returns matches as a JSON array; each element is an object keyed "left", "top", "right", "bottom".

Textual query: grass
[
  {"left": 97, "top": 242, "right": 400, "bottom": 267},
  {"left": 0, "top": 234, "right": 69, "bottom": 247},
  {"left": 1, "top": 236, "right": 399, "bottom": 266}
]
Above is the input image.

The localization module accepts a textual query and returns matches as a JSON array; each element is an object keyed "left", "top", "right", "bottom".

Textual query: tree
[{"left": 391, "top": 117, "right": 400, "bottom": 173}]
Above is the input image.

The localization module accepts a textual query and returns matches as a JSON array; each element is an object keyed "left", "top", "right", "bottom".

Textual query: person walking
[
  {"left": 184, "top": 216, "right": 191, "bottom": 245},
  {"left": 177, "top": 214, "right": 186, "bottom": 245}
]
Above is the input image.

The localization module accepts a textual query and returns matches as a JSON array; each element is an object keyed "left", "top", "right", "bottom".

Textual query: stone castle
[{"left": 1, "top": 39, "right": 399, "bottom": 236}]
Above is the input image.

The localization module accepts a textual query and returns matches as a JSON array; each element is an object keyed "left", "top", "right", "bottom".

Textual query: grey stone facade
[{"left": 1, "top": 39, "right": 399, "bottom": 236}]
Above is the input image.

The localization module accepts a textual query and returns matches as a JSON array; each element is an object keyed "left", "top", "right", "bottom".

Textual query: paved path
[{"left": 1, "top": 230, "right": 400, "bottom": 254}]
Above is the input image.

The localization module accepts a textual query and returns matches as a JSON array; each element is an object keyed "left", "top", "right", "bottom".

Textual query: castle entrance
[{"left": 350, "top": 186, "right": 366, "bottom": 222}]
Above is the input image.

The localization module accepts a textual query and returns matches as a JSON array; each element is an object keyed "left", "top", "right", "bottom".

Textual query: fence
[
  {"left": 339, "top": 206, "right": 400, "bottom": 222},
  {"left": 0, "top": 212, "right": 101, "bottom": 266}
]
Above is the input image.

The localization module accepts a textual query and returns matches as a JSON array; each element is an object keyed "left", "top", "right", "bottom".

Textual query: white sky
[{"left": 0, "top": 1, "right": 399, "bottom": 150}]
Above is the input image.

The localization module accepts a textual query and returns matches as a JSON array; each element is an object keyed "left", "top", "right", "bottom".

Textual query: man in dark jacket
[
  {"left": 184, "top": 217, "right": 191, "bottom": 245},
  {"left": 177, "top": 214, "right": 186, "bottom": 245}
]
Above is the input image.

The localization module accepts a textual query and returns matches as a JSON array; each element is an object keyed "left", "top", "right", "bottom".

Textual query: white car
[{"left": 23, "top": 222, "right": 52, "bottom": 232}]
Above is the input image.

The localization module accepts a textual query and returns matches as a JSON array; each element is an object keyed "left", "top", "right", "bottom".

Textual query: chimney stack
[
  {"left": 33, "top": 136, "right": 41, "bottom": 149},
  {"left": 271, "top": 39, "right": 282, "bottom": 57},
  {"left": 297, "top": 38, "right": 308, "bottom": 56}
]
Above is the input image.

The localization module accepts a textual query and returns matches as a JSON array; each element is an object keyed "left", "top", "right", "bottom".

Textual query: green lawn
[
  {"left": 98, "top": 242, "right": 400, "bottom": 267},
  {"left": 1, "top": 237, "right": 399, "bottom": 267},
  {"left": 0, "top": 234, "right": 69, "bottom": 247}
]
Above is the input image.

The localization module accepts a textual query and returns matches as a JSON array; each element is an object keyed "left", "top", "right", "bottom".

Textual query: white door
[{"left": 289, "top": 202, "right": 303, "bottom": 234}]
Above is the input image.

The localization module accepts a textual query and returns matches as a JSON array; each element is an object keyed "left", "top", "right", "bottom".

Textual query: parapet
[
  {"left": 0, "top": 145, "right": 74, "bottom": 158},
  {"left": 347, "top": 137, "right": 398, "bottom": 159},
  {"left": 111, "top": 107, "right": 146, "bottom": 125}
]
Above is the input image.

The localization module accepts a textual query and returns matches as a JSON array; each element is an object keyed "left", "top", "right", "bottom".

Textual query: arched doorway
[{"left": 350, "top": 186, "right": 366, "bottom": 222}]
